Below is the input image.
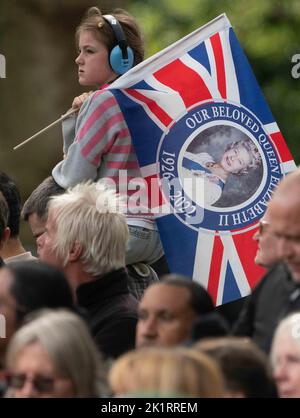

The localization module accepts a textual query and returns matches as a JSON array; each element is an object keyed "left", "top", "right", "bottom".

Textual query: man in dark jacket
[
  {"left": 233, "top": 168, "right": 300, "bottom": 353},
  {"left": 232, "top": 263, "right": 298, "bottom": 353},
  {"left": 37, "top": 181, "right": 138, "bottom": 359}
]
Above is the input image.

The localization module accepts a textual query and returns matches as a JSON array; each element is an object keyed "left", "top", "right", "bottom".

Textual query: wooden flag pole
[{"left": 13, "top": 107, "right": 78, "bottom": 151}]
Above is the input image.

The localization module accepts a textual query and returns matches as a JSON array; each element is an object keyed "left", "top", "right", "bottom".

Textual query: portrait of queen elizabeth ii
[{"left": 181, "top": 126, "right": 263, "bottom": 208}]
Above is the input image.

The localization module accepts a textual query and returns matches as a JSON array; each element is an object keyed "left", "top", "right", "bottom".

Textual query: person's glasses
[
  {"left": 6, "top": 372, "right": 56, "bottom": 393},
  {"left": 258, "top": 220, "right": 270, "bottom": 235}
]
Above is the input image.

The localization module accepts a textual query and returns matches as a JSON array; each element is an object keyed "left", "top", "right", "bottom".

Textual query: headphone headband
[{"left": 101, "top": 14, "right": 134, "bottom": 75}]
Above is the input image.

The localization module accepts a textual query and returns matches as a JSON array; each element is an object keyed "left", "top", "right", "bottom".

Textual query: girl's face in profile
[
  {"left": 75, "top": 30, "right": 117, "bottom": 87},
  {"left": 7, "top": 342, "right": 75, "bottom": 398},
  {"left": 220, "top": 143, "right": 251, "bottom": 174}
]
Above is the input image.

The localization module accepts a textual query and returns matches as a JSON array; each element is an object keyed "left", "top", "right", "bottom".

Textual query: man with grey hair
[{"left": 37, "top": 181, "right": 138, "bottom": 359}]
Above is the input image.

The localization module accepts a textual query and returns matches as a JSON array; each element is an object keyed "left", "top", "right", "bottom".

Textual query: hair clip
[{"left": 98, "top": 21, "right": 104, "bottom": 28}]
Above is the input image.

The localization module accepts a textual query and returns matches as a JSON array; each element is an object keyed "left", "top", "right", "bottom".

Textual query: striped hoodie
[{"left": 52, "top": 89, "right": 155, "bottom": 228}]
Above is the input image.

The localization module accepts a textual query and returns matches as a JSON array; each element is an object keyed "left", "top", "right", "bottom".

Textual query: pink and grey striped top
[{"left": 52, "top": 89, "right": 155, "bottom": 228}]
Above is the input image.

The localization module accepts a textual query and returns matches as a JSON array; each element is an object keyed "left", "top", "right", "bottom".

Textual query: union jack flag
[{"left": 108, "top": 14, "right": 296, "bottom": 305}]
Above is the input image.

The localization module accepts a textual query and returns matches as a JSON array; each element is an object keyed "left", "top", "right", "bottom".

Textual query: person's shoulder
[
  {"left": 126, "top": 263, "right": 159, "bottom": 301},
  {"left": 76, "top": 90, "right": 116, "bottom": 120},
  {"left": 91, "top": 89, "right": 116, "bottom": 103},
  {"left": 81, "top": 89, "right": 118, "bottom": 115},
  {"left": 265, "top": 262, "right": 290, "bottom": 281},
  {"left": 254, "top": 263, "right": 288, "bottom": 292}
]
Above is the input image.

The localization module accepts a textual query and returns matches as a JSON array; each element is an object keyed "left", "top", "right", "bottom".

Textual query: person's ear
[
  {"left": 3, "top": 227, "right": 10, "bottom": 244},
  {"left": 0, "top": 227, "right": 10, "bottom": 251},
  {"left": 69, "top": 240, "right": 83, "bottom": 262}
]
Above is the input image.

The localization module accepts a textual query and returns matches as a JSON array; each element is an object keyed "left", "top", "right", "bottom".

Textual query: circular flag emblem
[{"left": 158, "top": 100, "right": 283, "bottom": 232}]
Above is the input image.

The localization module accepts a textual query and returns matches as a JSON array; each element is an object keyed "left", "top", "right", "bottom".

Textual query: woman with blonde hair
[
  {"left": 5, "top": 310, "right": 106, "bottom": 398},
  {"left": 52, "top": 5, "right": 164, "bottom": 268},
  {"left": 109, "top": 347, "right": 224, "bottom": 397}
]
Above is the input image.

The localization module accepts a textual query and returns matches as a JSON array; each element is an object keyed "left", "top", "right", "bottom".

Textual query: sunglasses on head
[{"left": 6, "top": 372, "right": 56, "bottom": 393}]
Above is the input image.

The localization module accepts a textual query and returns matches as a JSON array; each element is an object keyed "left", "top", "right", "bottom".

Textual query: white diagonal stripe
[
  {"left": 280, "top": 160, "right": 297, "bottom": 174},
  {"left": 205, "top": 38, "right": 217, "bottom": 87},
  {"left": 219, "top": 29, "right": 240, "bottom": 104},
  {"left": 140, "top": 163, "right": 157, "bottom": 177},
  {"left": 122, "top": 90, "right": 168, "bottom": 132},
  {"left": 193, "top": 230, "right": 215, "bottom": 289},
  {"left": 216, "top": 249, "right": 228, "bottom": 306},
  {"left": 144, "top": 75, "right": 187, "bottom": 120},
  {"left": 264, "top": 122, "right": 279, "bottom": 135}
]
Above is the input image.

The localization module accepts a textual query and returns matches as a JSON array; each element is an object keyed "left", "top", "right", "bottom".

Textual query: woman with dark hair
[
  {"left": 0, "top": 260, "right": 74, "bottom": 395},
  {"left": 195, "top": 337, "right": 277, "bottom": 397},
  {"left": 5, "top": 310, "right": 104, "bottom": 398}
]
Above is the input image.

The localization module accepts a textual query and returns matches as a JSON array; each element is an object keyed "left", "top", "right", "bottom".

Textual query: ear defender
[{"left": 102, "top": 14, "right": 134, "bottom": 75}]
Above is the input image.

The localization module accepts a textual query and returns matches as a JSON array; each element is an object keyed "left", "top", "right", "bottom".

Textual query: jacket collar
[{"left": 76, "top": 267, "right": 129, "bottom": 307}]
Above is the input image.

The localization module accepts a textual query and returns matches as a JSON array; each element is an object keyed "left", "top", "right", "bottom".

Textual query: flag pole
[{"left": 13, "top": 107, "right": 78, "bottom": 151}]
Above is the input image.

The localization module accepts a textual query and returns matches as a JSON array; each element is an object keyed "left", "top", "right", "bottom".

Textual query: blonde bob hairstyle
[
  {"left": 6, "top": 309, "right": 104, "bottom": 398},
  {"left": 48, "top": 181, "right": 129, "bottom": 276},
  {"left": 109, "top": 347, "right": 224, "bottom": 398},
  {"left": 271, "top": 313, "right": 300, "bottom": 362}
]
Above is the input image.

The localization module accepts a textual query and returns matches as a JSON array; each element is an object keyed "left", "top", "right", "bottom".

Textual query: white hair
[
  {"left": 48, "top": 181, "right": 129, "bottom": 276},
  {"left": 271, "top": 312, "right": 300, "bottom": 364},
  {"left": 6, "top": 309, "right": 105, "bottom": 397}
]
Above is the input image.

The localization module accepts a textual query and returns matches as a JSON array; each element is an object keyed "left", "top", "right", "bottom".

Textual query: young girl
[{"left": 52, "top": 7, "right": 164, "bottom": 267}]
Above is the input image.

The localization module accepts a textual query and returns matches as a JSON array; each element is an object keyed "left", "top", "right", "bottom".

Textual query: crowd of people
[
  {"left": 0, "top": 163, "right": 299, "bottom": 398},
  {"left": 0, "top": 4, "right": 300, "bottom": 398}
]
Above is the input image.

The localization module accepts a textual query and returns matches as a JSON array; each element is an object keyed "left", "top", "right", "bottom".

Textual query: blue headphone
[{"left": 102, "top": 14, "right": 134, "bottom": 75}]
